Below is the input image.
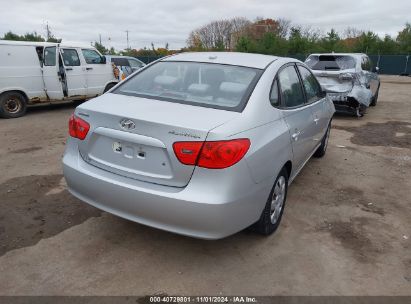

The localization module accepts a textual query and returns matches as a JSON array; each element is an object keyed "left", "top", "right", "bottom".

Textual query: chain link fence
[{"left": 369, "top": 55, "right": 410, "bottom": 75}]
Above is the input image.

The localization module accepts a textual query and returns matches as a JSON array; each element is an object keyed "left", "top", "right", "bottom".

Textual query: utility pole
[
  {"left": 45, "top": 22, "right": 51, "bottom": 41},
  {"left": 125, "top": 30, "right": 130, "bottom": 49},
  {"left": 99, "top": 34, "right": 102, "bottom": 45}
]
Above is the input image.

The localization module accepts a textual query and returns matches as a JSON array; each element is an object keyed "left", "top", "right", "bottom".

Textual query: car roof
[
  {"left": 163, "top": 52, "right": 281, "bottom": 69},
  {"left": 0, "top": 40, "right": 95, "bottom": 49},
  {"left": 107, "top": 55, "right": 142, "bottom": 60},
  {"left": 107, "top": 55, "right": 127, "bottom": 58},
  {"left": 308, "top": 53, "right": 366, "bottom": 58}
]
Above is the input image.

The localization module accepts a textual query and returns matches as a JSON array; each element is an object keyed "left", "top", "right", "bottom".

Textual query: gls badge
[{"left": 120, "top": 118, "right": 136, "bottom": 131}]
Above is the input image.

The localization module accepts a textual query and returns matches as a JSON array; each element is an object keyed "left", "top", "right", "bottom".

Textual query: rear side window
[
  {"left": 61, "top": 49, "right": 80, "bottom": 66},
  {"left": 44, "top": 47, "right": 56, "bottom": 66},
  {"left": 278, "top": 66, "right": 305, "bottom": 108},
  {"left": 113, "top": 61, "right": 262, "bottom": 112},
  {"left": 112, "top": 58, "right": 130, "bottom": 66},
  {"left": 361, "top": 56, "right": 372, "bottom": 71},
  {"left": 129, "top": 59, "right": 144, "bottom": 68},
  {"left": 297, "top": 66, "right": 323, "bottom": 103},
  {"left": 270, "top": 79, "right": 280, "bottom": 107},
  {"left": 82, "top": 49, "right": 104, "bottom": 64}
]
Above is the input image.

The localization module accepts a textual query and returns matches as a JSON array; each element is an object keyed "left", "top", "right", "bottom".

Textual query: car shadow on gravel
[
  {"left": 0, "top": 174, "right": 102, "bottom": 257},
  {"left": 334, "top": 121, "right": 411, "bottom": 148},
  {"left": 25, "top": 100, "right": 82, "bottom": 116}
]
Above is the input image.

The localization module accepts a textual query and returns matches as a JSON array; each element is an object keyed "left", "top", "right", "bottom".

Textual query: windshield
[
  {"left": 305, "top": 55, "right": 356, "bottom": 71},
  {"left": 112, "top": 61, "right": 262, "bottom": 112}
]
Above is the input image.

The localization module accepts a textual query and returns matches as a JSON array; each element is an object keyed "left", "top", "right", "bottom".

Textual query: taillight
[
  {"left": 173, "top": 141, "right": 203, "bottom": 165},
  {"left": 173, "top": 139, "right": 250, "bottom": 169},
  {"left": 68, "top": 114, "right": 90, "bottom": 140},
  {"left": 198, "top": 139, "right": 250, "bottom": 169}
]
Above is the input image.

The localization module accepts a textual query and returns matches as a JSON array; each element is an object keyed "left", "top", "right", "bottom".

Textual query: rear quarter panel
[
  {"left": 240, "top": 120, "right": 291, "bottom": 184},
  {"left": 207, "top": 58, "right": 294, "bottom": 184}
]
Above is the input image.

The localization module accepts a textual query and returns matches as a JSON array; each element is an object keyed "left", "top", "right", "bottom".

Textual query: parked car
[
  {"left": 0, "top": 41, "right": 119, "bottom": 118},
  {"left": 105, "top": 55, "right": 146, "bottom": 80},
  {"left": 305, "top": 53, "right": 380, "bottom": 117},
  {"left": 63, "top": 52, "right": 335, "bottom": 239}
]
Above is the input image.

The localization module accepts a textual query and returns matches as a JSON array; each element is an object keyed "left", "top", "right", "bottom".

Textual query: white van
[{"left": 0, "top": 40, "right": 119, "bottom": 118}]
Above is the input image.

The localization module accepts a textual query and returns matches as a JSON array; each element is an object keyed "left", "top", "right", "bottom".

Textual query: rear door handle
[
  {"left": 86, "top": 67, "right": 93, "bottom": 71},
  {"left": 65, "top": 67, "right": 73, "bottom": 71},
  {"left": 291, "top": 131, "right": 301, "bottom": 141}
]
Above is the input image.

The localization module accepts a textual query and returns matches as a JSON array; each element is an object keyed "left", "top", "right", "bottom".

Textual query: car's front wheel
[{"left": 254, "top": 168, "right": 288, "bottom": 236}]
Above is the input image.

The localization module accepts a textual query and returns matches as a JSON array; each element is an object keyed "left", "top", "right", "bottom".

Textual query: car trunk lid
[
  {"left": 312, "top": 70, "right": 355, "bottom": 93},
  {"left": 75, "top": 93, "right": 238, "bottom": 187}
]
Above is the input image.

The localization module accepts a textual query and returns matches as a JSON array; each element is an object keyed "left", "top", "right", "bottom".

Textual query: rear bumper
[
  {"left": 63, "top": 139, "right": 271, "bottom": 239},
  {"left": 329, "top": 94, "right": 360, "bottom": 114},
  {"left": 331, "top": 100, "right": 368, "bottom": 117},
  {"left": 327, "top": 85, "right": 372, "bottom": 110},
  {"left": 333, "top": 101, "right": 357, "bottom": 114}
]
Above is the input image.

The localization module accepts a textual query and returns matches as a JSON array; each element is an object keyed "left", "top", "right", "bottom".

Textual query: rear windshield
[
  {"left": 305, "top": 55, "right": 356, "bottom": 71},
  {"left": 111, "top": 57, "right": 130, "bottom": 66},
  {"left": 112, "top": 61, "right": 262, "bottom": 112}
]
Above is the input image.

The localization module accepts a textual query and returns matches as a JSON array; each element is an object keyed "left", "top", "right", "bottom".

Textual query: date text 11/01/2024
[{"left": 149, "top": 296, "right": 258, "bottom": 303}]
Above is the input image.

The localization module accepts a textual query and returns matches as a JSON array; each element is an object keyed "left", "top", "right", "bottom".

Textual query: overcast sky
[{"left": 0, "top": 0, "right": 410, "bottom": 50}]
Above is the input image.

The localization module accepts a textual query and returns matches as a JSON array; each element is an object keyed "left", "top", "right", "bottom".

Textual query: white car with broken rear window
[
  {"left": 105, "top": 55, "right": 146, "bottom": 81},
  {"left": 305, "top": 53, "right": 380, "bottom": 117},
  {"left": 0, "top": 40, "right": 119, "bottom": 118}
]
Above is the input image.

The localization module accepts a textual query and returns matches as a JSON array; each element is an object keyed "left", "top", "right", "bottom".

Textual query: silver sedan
[{"left": 63, "top": 52, "right": 335, "bottom": 239}]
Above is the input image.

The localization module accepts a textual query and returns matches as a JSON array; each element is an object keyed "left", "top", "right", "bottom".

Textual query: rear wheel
[
  {"left": 355, "top": 104, "right": 366, "bottom": 117},
  {"left": 104, "top": 83, "right": 117, "bottom": 93},
  {"left": 254, "top": 168, "right": 288, "bottom": 236},
  {"left": 313, "top": 122, "right": 331, "bottom": 158},
  {"left": 0, "top": 91, "right": 27, "bottom": 118},
  {"left": 370, "top": 86, "right": 380, "bottom": 107}
]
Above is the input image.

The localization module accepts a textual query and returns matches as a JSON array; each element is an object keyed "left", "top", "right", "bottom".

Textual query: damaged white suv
[{"left": 305, "top": 53, "right": 380, "bottom": 117}]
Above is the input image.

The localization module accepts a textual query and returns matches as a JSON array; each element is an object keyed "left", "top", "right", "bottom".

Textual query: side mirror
[
  {"left": 101, "top": 56, "right": 107, "bottom": 64},
  {"left": 373, "top": 66, "right": 380, "bottom": 73}
]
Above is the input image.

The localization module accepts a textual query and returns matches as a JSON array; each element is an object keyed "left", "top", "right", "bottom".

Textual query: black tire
[
  {"left": 0, "top": 91, "right": 27, "bottom": 119},
  {"left": 313, "top": 121, "right": 331, "bottom": 158},
  {"left": 103, "top": 83, "right": 117, "bottom": 93},
  {"left": 253, "top": 168, "right": 288, "bottom": 236},
  {"left": 370, "top": 86, "right": 380, "bottom": 107},
  {"left": 355, "top": 104, "right": 366, "bottom": 117}
]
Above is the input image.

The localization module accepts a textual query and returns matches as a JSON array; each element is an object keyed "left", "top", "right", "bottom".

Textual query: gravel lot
[{"left": 0, "top": 76, "right": 410, "bottom": 295}]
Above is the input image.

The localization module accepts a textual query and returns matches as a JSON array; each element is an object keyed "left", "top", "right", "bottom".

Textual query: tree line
[
  {"left": 2, "top": 18, "right": 410, "bottom": 57},
  {"left": 1, "top": 30, "right": 61, "bottom": 43},
  {"left": 186, "top": 17, "right": 411, "bottom": 56},
  {"left": 0, "top": 30, "right": 173, "bottom": 58}
]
